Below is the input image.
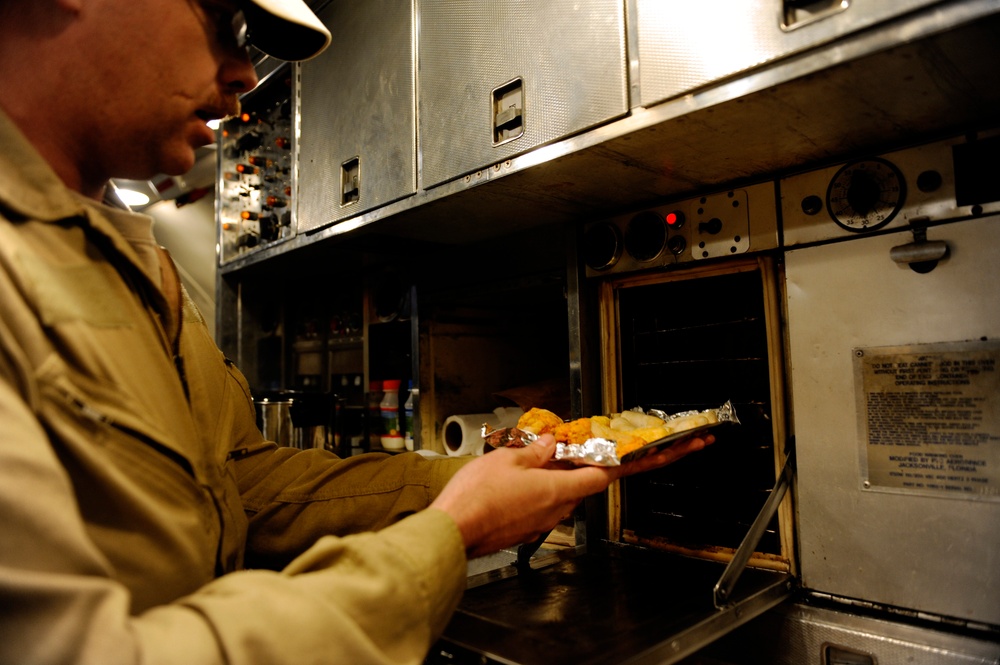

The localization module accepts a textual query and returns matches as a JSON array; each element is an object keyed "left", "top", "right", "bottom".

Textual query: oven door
[{"left": 785, "top": 214, "right": 1000, "bottom": 627}]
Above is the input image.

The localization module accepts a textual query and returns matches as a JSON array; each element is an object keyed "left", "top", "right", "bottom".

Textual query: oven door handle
[{"left": 713, "top": 449, "right": 794, "bottom": 608}]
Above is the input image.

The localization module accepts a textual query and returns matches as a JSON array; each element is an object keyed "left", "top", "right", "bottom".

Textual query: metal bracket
[
  {"left": 713, "top": 449, "right": 794, "bottom": 608},
  {"left": 890, "top": 219, "right": 949, "bottom": 274}
]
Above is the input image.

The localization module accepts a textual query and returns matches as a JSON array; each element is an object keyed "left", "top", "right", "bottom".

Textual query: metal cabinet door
[
  {"left": 634, "top": 0, "right": 947, "bottom": 107},
  {"left": 418, "top": 0, "right": 628, "bottom": 189},
  {"left": 297, "top": 0, "right": 417, "bottom": 233}
]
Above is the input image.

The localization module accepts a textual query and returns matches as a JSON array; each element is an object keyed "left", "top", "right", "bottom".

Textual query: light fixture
[{"left": 115, "top": 188, "right": 151, "bottom": 207}]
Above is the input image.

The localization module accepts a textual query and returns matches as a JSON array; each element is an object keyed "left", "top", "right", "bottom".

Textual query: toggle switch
[{"left": 699, "top": 217, "right": 723, "bottom": 235}]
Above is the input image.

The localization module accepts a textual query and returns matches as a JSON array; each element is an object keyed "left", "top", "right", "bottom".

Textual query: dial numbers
[{"left": 826, "top": 157, "right": 906, "bottom": 232}]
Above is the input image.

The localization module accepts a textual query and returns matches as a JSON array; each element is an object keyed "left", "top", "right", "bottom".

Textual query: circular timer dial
[{"left": 826, "top": 157, "right": 906, "bottom": 232}]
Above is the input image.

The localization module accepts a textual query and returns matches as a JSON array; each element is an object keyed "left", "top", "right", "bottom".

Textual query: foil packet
[
  {"left": 481, "top": 423, "right": 537, "bottom": 448},
  {"left": 484, "top": 400, "right": 739, "bottom": 467}
]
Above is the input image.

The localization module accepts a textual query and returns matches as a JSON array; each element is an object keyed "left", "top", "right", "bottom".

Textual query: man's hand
[{"left": 430, "top": 432, "right": 713, "bottom": 559}]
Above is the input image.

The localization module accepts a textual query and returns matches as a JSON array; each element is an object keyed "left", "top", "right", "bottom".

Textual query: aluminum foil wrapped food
[{"left": 482, "top": 401, "right": 739, "bottom": 467}]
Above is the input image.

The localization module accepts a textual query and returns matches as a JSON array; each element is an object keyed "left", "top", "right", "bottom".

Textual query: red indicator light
[
  {"left": 240, "top": 113, "right": 251, "bottom": 123},
  {"left": 235, "top": 164, "right": 258, "bottom": 174},
  {"left": 240, "top": 211, "right": 259, "bottom": 220},
  {"left": 665, "top": 210, "right": 686, "bottom": 228}
]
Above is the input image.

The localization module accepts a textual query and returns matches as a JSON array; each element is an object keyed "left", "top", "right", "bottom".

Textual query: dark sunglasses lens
[{"left": 231, "top": 10, "right": 250, "bottom": 48}]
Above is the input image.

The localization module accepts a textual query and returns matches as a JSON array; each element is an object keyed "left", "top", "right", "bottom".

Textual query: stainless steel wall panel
[
  {"left": 705, "top": 602, "right": 1000, "bottom": 664},
  {"left": 634, "top": 0, "right": 946, "bottom": 107},
  {"left": 418, "top": 0, "right": 628, "bottom": 189},
  {"left": 297, "top": 0, "right": 416, "bottom": 234},
  {"left": 783, "top": 133, "right": 1000, "bottom": 625}
]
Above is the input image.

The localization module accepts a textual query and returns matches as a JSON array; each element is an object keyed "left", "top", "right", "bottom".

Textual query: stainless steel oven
[{"left": 427, "top": 129, "right": 1000, "bottom": 665}]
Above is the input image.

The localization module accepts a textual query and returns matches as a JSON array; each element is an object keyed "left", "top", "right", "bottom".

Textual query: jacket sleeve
[
  {"left": 235, "top": 443, "right": 473, "bottom": 569},
  {"left": 0, "top": 367, "right": 469, "bottom": 665}
]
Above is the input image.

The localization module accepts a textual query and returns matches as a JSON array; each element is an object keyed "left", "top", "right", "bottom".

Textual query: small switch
[{"left": 699, "top": 217, "right": 723, "bottom": 235}]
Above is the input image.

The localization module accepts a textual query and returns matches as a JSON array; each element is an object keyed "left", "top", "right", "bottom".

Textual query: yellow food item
[
  {"left": 517, "top": 407, "right": 564, "bottom": 435},
  {"left": 552, "top": 418, "right": 594, "bottom": 444},
  {"left": 629, "top": 426, "right": 671, "bottom": 443},
  {"left": 620, "top": 410, "right": 667, "bottom": 429},
  {"left": 610, "top": 415, "right": 634, "bottom": 431},
  {"left": 667, "top": 414, "right": 709, "bottom": 433},
  {"left": 614, "top": 434, "right": 648, "bottom": 457}
]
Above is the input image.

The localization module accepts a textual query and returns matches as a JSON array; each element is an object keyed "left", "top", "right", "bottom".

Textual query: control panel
[
  {"left": 582, "top": 183, "right": 778, "bottom": 277},
  {"left": 780, "top": 129, "right": 1000, "bottom": 246},
  {"left": 217, "top": 70, "right": 295, "bottom": 263}
]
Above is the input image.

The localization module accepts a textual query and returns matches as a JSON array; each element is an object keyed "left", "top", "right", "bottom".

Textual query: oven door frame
[{"left": 596, "top": 255, "right": 796, "bottom": 575}]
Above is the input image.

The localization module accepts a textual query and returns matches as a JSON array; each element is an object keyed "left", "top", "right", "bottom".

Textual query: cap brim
[{"left": 244, "top": 0, "right": 331, "bottom": 62}]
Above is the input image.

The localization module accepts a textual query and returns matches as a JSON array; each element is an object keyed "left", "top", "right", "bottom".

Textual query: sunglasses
[{"left": 200, "top": 1, "right": 252, "bottom": 51}]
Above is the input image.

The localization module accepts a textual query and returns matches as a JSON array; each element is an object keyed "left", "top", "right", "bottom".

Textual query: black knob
[
  {"left": 801, "top": 195, "right": 823, "bottom": 216},
  {"left": 698, "top": 217, "right": 723, "bottom": 235},
  {"left": 667, "top": 235, "right": 687, "bottom": 256}
]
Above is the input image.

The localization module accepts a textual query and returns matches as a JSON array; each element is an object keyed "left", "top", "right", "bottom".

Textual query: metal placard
[{"left": 854, "top": 340, "right": 1000, "bottom": 500}]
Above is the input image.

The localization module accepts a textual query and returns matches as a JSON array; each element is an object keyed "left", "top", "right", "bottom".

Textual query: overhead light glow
[{"left": 117, "top": 189, "right": 151, "bottom": 207}]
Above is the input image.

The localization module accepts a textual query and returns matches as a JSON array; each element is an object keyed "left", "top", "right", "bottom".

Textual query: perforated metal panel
[
  {"left": 418, "top": 0, "right": 628, "bottom": 189},
  {"left": 635, "top": 0, "right": 946, "bottom": 107},
  {"left": 297, "top": 0, "right": 416, "bottom": 234}
]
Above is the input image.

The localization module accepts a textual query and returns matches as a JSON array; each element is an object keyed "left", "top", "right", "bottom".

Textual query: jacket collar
[
  {"left": 0, "top": 108, "right": 167, "bottom": 291},
  {"left": 0, "top": 108, "right": 85, "bottom": 223}
]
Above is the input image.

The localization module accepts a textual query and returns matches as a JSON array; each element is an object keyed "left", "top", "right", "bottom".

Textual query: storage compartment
[
  {"left": 417, "top": 0, "right": 628, "bottom": 188},
  {"left": 297, "top": 0, "right": 417, "bottom": 233},
  {"left": 633, "top": 0, "right": 947, "bottom": 107}
]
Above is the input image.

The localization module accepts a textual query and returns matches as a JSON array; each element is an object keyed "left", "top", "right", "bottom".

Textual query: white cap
[{"left": 243, "top": 0, "right": 331, "bottom": 61}]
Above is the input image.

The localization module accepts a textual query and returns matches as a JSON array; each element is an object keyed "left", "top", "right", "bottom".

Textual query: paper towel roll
[{"left": 442, "top": 407, "right": 524, "bottom": 457}]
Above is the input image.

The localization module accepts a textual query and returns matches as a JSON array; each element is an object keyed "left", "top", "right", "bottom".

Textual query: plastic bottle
[
  {"left": 380, "top": 379, "right": 404, "bottom": 450},
  {"left": 403, "top": 380, "right": 415, "bottom": 451}
]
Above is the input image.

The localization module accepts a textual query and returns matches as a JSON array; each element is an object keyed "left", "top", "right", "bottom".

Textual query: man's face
[{"left": 83, "top": 0, "right": 258, "bottom": 181}]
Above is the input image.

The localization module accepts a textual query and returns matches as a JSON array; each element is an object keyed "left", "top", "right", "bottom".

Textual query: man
[{"left": 0, "top": 1, "right": 712, "bottom": 663}]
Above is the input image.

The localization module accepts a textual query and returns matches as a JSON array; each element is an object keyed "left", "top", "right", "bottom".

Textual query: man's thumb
[{"left": 524, "top": 433, "right": 557, "bottom": 465}]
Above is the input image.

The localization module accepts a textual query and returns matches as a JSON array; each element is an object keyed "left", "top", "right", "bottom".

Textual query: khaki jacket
[{"left": 0, "top": 110, "right": 470, "bottom": 665}]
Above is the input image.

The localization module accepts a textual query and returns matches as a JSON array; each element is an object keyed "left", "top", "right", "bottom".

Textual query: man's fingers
[{"left": 517, "top": 433, "right": 558, "bottom": 467}]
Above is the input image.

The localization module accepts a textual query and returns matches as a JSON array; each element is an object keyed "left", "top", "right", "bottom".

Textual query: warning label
[{"left": 856, "top": 341, "right": 999, "bottom": 499}]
